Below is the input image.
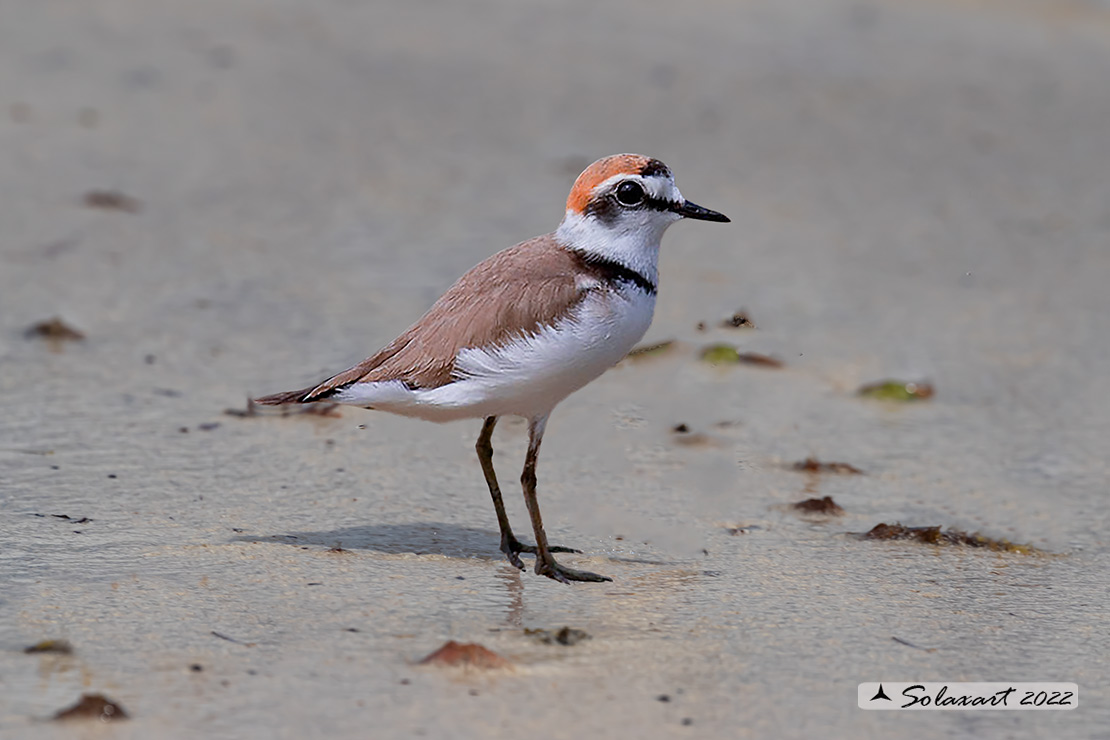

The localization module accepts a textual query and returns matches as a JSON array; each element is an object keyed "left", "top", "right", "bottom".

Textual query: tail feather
[{"left": 253, "top": 386, "right": 315, "bottom": 406}]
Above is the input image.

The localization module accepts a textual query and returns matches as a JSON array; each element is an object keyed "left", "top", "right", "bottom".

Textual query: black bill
[{"left": 673, "top": 199, "right": 730, "bottom": 222}]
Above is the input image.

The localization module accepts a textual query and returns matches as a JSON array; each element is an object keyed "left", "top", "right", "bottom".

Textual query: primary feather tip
[{"left": 253, "top": 388, "right": 312, "bottom": 405}]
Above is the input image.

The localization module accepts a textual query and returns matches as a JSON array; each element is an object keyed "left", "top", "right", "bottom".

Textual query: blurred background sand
[{"left": 2, "top": 0, "right": 1108, "bottom": 737}]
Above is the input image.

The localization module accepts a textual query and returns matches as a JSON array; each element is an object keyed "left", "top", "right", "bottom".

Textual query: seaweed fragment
[
  {"left": 857, "top": 380, "right": 934, "bottom": 401},
  {"left": 699, "top": 344, "right": 783, "bottom": 368},
  {"left": 625, "top": 340, "right": 676, "bottom": 360}
]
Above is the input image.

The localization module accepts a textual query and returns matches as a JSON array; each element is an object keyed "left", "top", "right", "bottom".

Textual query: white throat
[{"left": 554, "top": 210, "right": 679, "bottom": 287}]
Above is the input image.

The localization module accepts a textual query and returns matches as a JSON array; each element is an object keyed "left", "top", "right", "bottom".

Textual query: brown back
[{"left": 301, "top": 235, "right": 595, "bottom": 399}]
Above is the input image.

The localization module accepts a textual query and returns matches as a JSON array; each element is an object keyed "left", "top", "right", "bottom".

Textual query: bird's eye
[{"left": 615, "top": 180, "right": 645, "bottom": 206}]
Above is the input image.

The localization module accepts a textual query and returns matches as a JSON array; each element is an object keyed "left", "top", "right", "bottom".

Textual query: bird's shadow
[
  {"left": 232, "top": 522, "right": 507, "bottom": 560},
  {"left": 232, "top": 522, "right": 675, "bottom": 566}
]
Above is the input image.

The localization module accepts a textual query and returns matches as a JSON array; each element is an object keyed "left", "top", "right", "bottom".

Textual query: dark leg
[
  {"left": 520, "top": 415, "right": 611, "bottom": 584},
  {"left": 476, "top": 416, "right": 578, "bottom": 570}
]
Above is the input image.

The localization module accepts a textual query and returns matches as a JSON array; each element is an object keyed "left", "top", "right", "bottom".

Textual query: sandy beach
[{"left": 2, "top": 0, "right": 1108, "bottom": 737}]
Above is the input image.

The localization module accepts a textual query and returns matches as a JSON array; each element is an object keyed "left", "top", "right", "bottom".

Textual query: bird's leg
[
  {"left": 520, "top": 415, "right": 610, "bottom": 584},
  {"left": 476, "top": 416, "right": 577, "bottom": 571}
]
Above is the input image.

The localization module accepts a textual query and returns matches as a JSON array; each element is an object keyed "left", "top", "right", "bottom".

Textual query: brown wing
[{"left": 256, "top": 235, "right": 591, "bottom": 405}]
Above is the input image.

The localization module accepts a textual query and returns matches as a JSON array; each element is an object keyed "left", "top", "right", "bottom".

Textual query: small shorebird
[{"left": 256, "top": 154, "right": 729, "bottom": 583}]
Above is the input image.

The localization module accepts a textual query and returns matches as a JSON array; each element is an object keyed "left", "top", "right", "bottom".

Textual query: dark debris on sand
[
  {"left": 669, "top": 423, "right": 714, "bottom": 447},
  {"left": 792, "top": 457, "right": 864, "bottom": 475},
  {"left": 721, "top": 311, "right": 755, "bottom": 329},
  {"left": 53, "top": 693, "right": 129, "bottom": 721},
  {"left": 792, "top": 496, "right": 844, "bottom": 515},
  {"left": 418, "top": 641, "right": 511, "bottom": 669},
  {"left": 83, "top": 190, "right": 142, "bottom": 213},
  {"left": 862, "top": 523, "right": 1040, "bottom": 554},
  {"left": 23, "top": 639, "right": 73, "bottom": 655},
  {"left": 24, "top": 317, "right": 84, "bottom": 342},
  {"left": 525, "top": 626, "right": 591, "bottom": 646}
]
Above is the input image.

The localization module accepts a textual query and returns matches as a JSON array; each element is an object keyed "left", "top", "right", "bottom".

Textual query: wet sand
[{"left": 2, "top": 0, "right": 1108, "bottom": 737}]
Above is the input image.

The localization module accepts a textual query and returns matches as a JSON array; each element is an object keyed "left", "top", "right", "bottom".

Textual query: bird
[{"left": 255, "top": 153, "right": 729, "bottom": 583}]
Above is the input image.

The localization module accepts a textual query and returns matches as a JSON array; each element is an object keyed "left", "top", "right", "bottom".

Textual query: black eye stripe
[
  {"left": 585, "top": 188, "right": 680, "bottom": 225},
  {"left": 641, "top": 195, "right": 680, "bottom": 213},
  {"left": 610, "top": 186, "right": 677, "bottom": 213}
]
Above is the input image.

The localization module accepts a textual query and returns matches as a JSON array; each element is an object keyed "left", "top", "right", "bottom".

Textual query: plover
[{"left": 256, "top": 154, "right": 729, "bottom": 583}]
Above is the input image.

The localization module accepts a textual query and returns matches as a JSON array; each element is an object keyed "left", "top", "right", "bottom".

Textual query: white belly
[{"left": 336, "top": 287, "right": 655, "bottom": 421}]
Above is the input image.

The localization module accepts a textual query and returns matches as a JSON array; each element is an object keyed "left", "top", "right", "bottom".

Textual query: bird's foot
[
  {"left": 535, "top": 556, "right": 612, "bottom": 584},
  {"left": 500, "top": 535, "right": 579, "bottom": 571}
]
